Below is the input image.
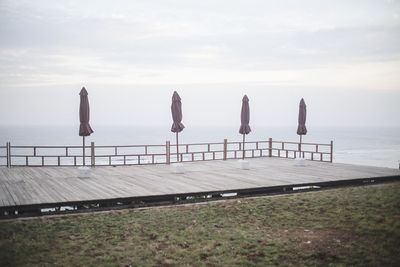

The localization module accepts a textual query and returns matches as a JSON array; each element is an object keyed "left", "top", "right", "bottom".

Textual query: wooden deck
[{"left": 0, "top": 157, "right": 399, "bottom": 211}]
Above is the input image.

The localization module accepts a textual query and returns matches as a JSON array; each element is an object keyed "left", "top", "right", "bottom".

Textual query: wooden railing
[
  {"left": 0, "top": 139, "right": 333, "bottom": 167},
  {"left": 0, "top": 143, "right": 8, "bottom": 167}
]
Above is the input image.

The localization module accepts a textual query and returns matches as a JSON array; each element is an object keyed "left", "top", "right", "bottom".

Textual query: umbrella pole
[
  {"left": 242, "top": 134, "right": 245, "bottom": 159},
  {"left": 176, "top": 132, "right": 179, "bottom": 162},
  {"left": 299, "top": 135, "right": 302, "bottom": 159},
  {"left": 83, "top": 136, "right": 85, "bottom": 166}
]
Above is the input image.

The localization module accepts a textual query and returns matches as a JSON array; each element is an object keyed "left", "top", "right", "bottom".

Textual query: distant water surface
[{"left": 0, "top": 125, "right": 399, "bottom": 169}]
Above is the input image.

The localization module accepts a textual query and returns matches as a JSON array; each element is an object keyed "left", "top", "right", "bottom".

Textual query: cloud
[{"left": 0, "top": 0, "right": 399, "bottom": 89}]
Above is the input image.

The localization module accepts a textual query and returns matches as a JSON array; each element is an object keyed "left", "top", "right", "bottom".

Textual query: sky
[{"left": 0, "top": 0, "right": 399, "bottom": 127}]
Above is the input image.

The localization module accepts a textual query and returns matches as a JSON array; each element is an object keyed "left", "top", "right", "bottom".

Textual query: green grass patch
[{"left": 1, "top": 183, "right": 400, "bottom": 266}]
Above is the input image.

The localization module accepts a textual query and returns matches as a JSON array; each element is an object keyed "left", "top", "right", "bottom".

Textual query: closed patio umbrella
[
  {"left": 171, "top": 91, "right": 185, "bottom": 162},
  {"left": 79, "top": 87, "right": 94, "bottom": 166},
  {"left": 297, "top": 98, "right": 307, "bottom": 158},
  {"left": 239, "top": 95, "right": 251, "bottom": 159}
]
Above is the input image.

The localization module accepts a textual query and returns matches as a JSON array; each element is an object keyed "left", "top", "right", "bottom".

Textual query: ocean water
[{"left": 0, "top": 125, "right": 399, "bottom": 169}]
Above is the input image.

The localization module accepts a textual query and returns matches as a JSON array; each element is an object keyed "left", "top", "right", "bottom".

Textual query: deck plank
[{"left": 0, "top": 158, "right": 399, "bottom": 208}]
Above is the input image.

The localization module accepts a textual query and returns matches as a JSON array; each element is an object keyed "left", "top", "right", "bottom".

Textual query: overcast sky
[{"left": 0, "top": 0, "right": 399, "bottom": 127}]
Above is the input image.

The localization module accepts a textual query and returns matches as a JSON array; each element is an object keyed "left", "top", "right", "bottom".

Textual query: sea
[{"left": 0, "top": 125, "right": 399, "bottom": 169}]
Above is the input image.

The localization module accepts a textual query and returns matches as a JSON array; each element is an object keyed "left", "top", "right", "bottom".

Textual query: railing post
[
  {"left": 166, "top": 141, "right": 170, "bottom": 165},
  {"left": 9, "top": 142, "right": 11, "bottom": 168},
  {"left": 91, "top": 142, "right": 95, "bottom": 167},
  {"left": 5, "top": 142, "right": 8, "bottom": 167},
  {"left": 223, "top": 139, "right": 227, "bottom": 160},
  {"left": 6, "top": 142, "right": 10, "bottom": 168},
  {"left": 268, "top": 138, "right": 272, "bottom": 157},
  {"left": 330, "top": 140, "right": 333, "bottom": 163}
]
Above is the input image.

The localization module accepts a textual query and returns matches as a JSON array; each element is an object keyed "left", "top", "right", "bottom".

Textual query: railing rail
[{"left": 1, "top": 139, "right": 333, "bottom": 167}]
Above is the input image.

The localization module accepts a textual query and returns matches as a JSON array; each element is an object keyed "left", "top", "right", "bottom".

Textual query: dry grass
[{"left": 1, "top": 182, "right": 400, "bottom": 266}]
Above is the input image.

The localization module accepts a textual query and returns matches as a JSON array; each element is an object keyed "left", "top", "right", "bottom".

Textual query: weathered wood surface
[{"left": 0, "top": 158, "right": 399, "bottom": 208}]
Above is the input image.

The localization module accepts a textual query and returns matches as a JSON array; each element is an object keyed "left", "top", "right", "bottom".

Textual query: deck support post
[
  {"left": 268, "top": 138, "right": 272, "bottom": 157},
  {"left": 330, "top": 140, "right": 333, "bottom": 163},
  {"left": 223, "top": 139, "right": 227, "bottom": 160},
  {"left": 166, "top": 141, "right": 171, "bottom": 165},
  {"left": 91, "top": 142, "right": 95, "bottom": 167}
]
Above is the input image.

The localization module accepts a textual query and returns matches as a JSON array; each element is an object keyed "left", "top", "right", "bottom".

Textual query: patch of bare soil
[{"left": 281, "top": 227, "right": 360, "bottom": 261}]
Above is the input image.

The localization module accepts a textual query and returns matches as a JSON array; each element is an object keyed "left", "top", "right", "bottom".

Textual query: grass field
[{"left": 1, "top": 182, "right": 399, "bottom": 266}]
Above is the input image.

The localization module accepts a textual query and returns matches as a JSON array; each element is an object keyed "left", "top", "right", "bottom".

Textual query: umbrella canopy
[
  {"left": 297, "top": 98, "right": 307, "bottom": 136},
  {"left": 79, "top": 87, "right": 94, "bottom": 136},
  {"left": 239, "top": 95, "right": 251, "bottom": 135},
  {"left": 171, "top": 91, "right": 185, "bottom": 133}
]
